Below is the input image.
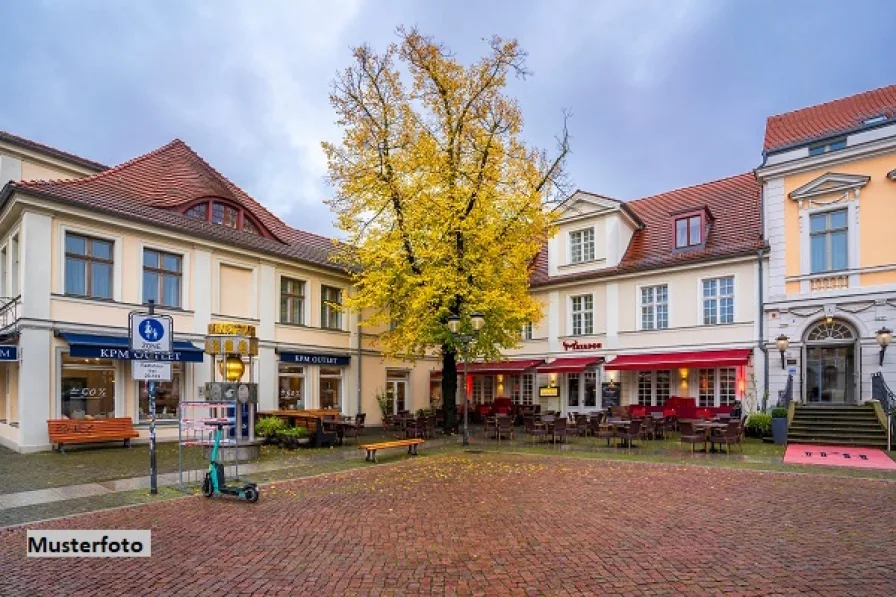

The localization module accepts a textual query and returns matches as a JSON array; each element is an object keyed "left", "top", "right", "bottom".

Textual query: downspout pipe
[
  {"left": 357, "top": 322, "right": 362, "bottom": 416},
  {"left": 758, "top": 248, "right": 768, "bottom": 412}
]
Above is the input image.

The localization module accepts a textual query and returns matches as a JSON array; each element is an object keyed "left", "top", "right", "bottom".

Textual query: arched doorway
[{"left": 803, "top": 320, "right": 857, "bottom": 404}]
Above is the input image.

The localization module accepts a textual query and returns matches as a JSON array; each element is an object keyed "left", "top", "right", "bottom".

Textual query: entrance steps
[{"left": 788, "top": 404, "right": 888, "bottom": 449}]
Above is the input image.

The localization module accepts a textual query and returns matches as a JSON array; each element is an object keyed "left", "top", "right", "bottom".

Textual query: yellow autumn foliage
[{"left": 323, "top": 27, "right": 569, "bottom": 363}]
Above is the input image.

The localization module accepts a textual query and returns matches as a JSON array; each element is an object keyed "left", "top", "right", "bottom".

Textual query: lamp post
[
  {"left": 446, "top": 312, "right": 485, "bottom": 447},
  {"left": 775, "top": 335, "right": 789, "bottom": 370},
  {"left": 876, "top": 327, "right": 892, "bottom": 367}
]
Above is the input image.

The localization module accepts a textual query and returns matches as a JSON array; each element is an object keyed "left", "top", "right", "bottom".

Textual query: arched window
[
  {"left": 806, "top": 320, "right": 855, "bottom": 343},
  {"left": 182, "top": 199, "right": 265, "bottom": 236}
]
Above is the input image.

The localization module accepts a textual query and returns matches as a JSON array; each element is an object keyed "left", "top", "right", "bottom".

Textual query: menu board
[{"left": 601, "top": 382, "right": 621, "bottom": 408}]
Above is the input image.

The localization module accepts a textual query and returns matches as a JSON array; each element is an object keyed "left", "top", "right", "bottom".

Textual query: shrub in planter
[
  {"left": 277, "top": 426, "right": 310, "bottom": 449},
  {"left": 771, "top": 407, "right": 788, "bottom": 419},
  {"left": 255, "top": 417, "right": 287, "bottom": 443},
  {"left": 745, "top": 412, "right": 772, "bottom": 438}
]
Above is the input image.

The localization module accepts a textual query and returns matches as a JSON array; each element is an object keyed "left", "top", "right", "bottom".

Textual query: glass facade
[
  {"left": 138, "top": 363, "right": 182, "bottom": 422},
  {"left": 61, "top": 355, "right": 115, "bottom": 418},
  {"left": 278, "top": 364, "right": 305, "bottom": 410},
  {"left": 320, "top": 367, "right": 342, "bottom": 409}
]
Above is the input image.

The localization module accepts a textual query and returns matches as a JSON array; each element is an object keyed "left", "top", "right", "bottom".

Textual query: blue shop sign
[
  {"left": 279, "top": 351, "right": 350, "bottom": 366},
  {"left": 60, "top": 332, "right": 204, "bottom": 362},
  {"left": 0, "top": 346, "right": 18, "bottom": 361}
]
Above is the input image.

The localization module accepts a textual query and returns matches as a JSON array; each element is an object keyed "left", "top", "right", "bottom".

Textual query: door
[
  {"left": 387, "top": 375, "right": 408, "bottom": 415},
  {"left": 566, "top": 370, "right": 600, "bottom": 414},
  {"left": 805, "top": 345, "right": 854, "bottom": 403}
]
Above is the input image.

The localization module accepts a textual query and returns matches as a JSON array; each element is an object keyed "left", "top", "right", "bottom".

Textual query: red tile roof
[
  {"left": 0, "top": 129, "right": 109, "bottom": 172},
  {"left": 764, "top": 84, "right": 896, "bottom": 152},
  {"left": 5, "top": 139, "right": 341, "bottom": 271},
  {"left": 531, "top": 173, "right": 763, "bottom": 287}
]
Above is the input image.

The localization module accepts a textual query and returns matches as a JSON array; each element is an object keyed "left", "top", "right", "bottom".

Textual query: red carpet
[{"left": 784, "top": 444, "right": 896, "bottom": 470}]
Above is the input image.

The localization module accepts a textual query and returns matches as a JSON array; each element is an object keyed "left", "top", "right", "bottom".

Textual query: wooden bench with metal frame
[
  {"left": 47, "top": 418, "right": 140, "bottom": 453},
  {"left": 359, "top": 438, "right": 424, "bottom": 463}
]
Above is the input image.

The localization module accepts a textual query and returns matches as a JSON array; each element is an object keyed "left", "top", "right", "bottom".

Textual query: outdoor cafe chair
[
  {"left": 617, "top": 419, "right": 642, "bottom": 450},
  {"left": 551, "top": 417, "right": 568, "bottom": 445},
  {"left": 497, "top": 416, "right": 514, "bottom": 443},
  {"left": 525, "top": 416, "right": 548, "bottom": 445},
  {"left": 678, "top": 421, "right": 707, "bottom": 453},
  {"left": 594, "top": 418, "right": 615, "bottom": 447},
  {"left": 710, "top": 420, "right": 742, "bottom": 454},
  {"left": 640, "top": 417, "right": 656, "bottom": 441},
  {"left": 575, "top": 414, "right": 590, "bottom": 436}
]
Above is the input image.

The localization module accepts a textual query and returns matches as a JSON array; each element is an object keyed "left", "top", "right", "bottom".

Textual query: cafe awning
[
  {"left": 604, "top": 348, "right": 751, "bottom": 371},
  {"left": 537, "top": 356, "right": 603, "bottom": 374},
  {"left": 430, "top": 359, "right": 543, "bottom": 378}
]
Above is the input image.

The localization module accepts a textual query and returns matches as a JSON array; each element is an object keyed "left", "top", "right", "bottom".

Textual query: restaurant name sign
[
  {"left": 538, "top": 386, "right": 559, "bottom": 398},
  {"left": 562, "top": 340, "right": 602, "bottom": 351}
]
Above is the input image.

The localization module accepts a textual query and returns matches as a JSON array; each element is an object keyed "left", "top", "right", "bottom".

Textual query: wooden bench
[
  {"left": 359, "top": 438, "right": 424, "bottom": 463},
  {"left": 47, "top": 418, "right": 140, "bottom": 453}
]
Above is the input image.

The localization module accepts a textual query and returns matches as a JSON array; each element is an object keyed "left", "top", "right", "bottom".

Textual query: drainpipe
[
  {"left": 758, "top": 248, "right": 768, "bottom": 411},
  {"left": 356, "top": 321, "right": 362, "bottom": 416}
]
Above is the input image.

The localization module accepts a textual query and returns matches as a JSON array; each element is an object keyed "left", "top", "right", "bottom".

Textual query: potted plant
[
  {"left": 277, "top": 426, "right": 310, "bottom": 449},
  {"left": 745, "top": 411, "right": 772, "bottom": 439},
  {"left": 375, "top": 389, "right": 393, "bottom": 421},
  {"left": 771, "top": 407, "right": 789, "bottom": 445}
]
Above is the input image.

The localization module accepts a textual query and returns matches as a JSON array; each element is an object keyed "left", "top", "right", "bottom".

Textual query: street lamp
[
  {"left": 775, "top": 335, "right": 789, "bottom": 370},
  {"left": 876, "top": 327, "right": 892, "bottom": 366},
  {"left": 446, "top": 311, "right": 485, "bottom": 446}
]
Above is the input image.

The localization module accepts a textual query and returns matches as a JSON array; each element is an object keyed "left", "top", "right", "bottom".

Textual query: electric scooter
[{"left": 201, "top": 423, "right": 259, "bottom": 503}]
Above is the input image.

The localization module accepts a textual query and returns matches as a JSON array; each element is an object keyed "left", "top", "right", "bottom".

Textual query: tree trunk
[{"left": 441, "top": 346, "right": 459, "bottom": 434}]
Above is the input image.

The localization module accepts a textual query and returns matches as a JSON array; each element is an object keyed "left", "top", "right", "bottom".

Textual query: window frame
[
  {"left": 697, "top": 367, "right": 737, "bottom": 407},
  {"left": 280, "top": 277, "right": 307, "bottom": 325},
  {"left": 568, "top": 227, "right": 595, "bottom": 264},
  {"left": 809, "top": 208, "right": 849, "bottom": 274},
  {"left": 701, "top": 275, "right": 735, "bottom": 325},
  {"left": 521, "top": 322, "right": 534, "bottom": 341},
  {"left": 808, "top": 137, "right": 847, "bottom": 157},
  {"left": 674, "top": 212, "right": 704, "bottom": 248},
  {"left": 570, "top": 293, "right": 594, "bottom": 336},
  {"left": 320, "top": 285, "right": 343, "bottom": 330},
  {"left": 64, "top": 232, "right": 115, "bottom": 300},
  {"left": 639, "top": 284, "right": 669, "bottom": 330},
  {"left": 182, "top": 198, "right": 267, "bottom": 237},
  {"left": 142, "top": 248, "right": 183, "bottom": 308},
  {"left": 636, "top": 370, "right": 672, "bottom": 406}
]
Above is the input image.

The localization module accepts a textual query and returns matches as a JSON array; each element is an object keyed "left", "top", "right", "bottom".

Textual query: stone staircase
[{"left": 788, "top": 404, "right": 888, "bottom": 448}]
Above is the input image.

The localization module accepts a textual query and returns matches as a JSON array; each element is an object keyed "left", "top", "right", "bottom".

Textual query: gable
[{"left": 788, "top": 172, "right": 871, "bottom": 201}]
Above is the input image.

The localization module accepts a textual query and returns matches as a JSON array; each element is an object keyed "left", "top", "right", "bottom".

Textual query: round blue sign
[{"left": 139, "top": 318, "right": 165, "bottom": 343}]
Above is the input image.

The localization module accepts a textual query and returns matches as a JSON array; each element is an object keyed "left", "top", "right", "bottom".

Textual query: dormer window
[
  {"left": 675, "top": 214, "right": 703, "bottom": 248},
  {"left": 183, "top": 199, "right": 267, "bottom": 237},
  {"left": 808, "top": 137, "right": 846, "bottom": 157},
  {"left": 569, "top": 228, "right": 594, "bottom": 263}
]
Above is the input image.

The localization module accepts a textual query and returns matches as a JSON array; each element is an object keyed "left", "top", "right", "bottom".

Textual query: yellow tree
[{"left": 323, "top": 27, "right": 569, "bottom": 431}]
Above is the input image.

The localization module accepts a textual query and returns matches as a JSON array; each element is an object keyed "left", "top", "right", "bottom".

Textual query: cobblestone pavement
[{"left": 1, "top": 452, "right": 894, "bottom": 596}]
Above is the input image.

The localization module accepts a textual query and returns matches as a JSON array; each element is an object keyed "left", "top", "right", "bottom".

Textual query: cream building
[
  {"left": 460, "top": 175, "right": 768, "bottom": 418},
  {"left": 0, "top": 133, "right": 436, "bottom": 452}
]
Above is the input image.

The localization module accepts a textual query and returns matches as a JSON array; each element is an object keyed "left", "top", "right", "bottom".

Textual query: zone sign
[{"left": 129, "top": 313, "right": 173, "bottom": 353}]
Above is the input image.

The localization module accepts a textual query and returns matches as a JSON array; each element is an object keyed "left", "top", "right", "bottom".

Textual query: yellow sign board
[
  {"left": 538, "top": 386, "right": 559, "bottom": 398},
  {"left": 207, "top": 323, "right": 257, "bottom": 337}
]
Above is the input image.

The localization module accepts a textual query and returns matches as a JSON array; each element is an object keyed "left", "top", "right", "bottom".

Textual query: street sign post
[{"left": 129, "top": 300, "right": 173, "bottom": 495}]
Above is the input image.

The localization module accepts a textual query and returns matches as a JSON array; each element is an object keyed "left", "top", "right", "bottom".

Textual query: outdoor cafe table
[{"left": 693, "top": 421, "right": 729, "bottom": 453}]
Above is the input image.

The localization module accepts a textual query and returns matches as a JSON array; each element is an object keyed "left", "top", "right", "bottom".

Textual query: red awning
[
  {"left": 430, "top": 359, "right": 543, "bottom": 378},
  {"left": 604, "top": 349, "right": 752, "bottom": 371},
  {"left": 537, "top": 357, "right": 603, "bottom": 374}
]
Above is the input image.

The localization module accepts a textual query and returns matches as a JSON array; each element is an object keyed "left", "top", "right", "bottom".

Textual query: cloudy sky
[{"left": 2, "top": 0, "right": 894, "bottom": 237}]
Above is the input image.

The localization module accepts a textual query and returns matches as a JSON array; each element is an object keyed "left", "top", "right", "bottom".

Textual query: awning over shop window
[
  {"left": 604, "top": 348, "right": 751, "bottom": 371},
  {"left": 536, "top": 356, "right": 603, "bottom": 374},
  {"left": 430, "top": 359, "right": 543, "bottom": 378},
  {"left": 59, "top": 332, "right": 205, "bottom": 362}
]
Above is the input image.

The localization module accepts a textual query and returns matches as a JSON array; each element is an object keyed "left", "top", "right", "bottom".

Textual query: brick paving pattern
[{"left": 1, "top": 452, "right": 894, "bottom": 596}]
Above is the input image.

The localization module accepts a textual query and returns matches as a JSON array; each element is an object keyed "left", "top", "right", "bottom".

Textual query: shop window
[
  {"left": 568, "top": 373, "right": 580, "bottom": 408},
  {"left": 64, "top": 232, "right": 113, "bottom": 299},
  {"left": 698, "top": 367, "right": 736, "bottom": 408},
  {"left": 637, "top": 371, "right": 652, "bottom": 406},
  {"left": 278, "top": 364, "right": 305, "bottom": 410},
  {"left": 280, "top": 278, "right": 305, "bottom": 325},
  {"left": 61, "top": 355, "right": 115, "bottom": 419},
  {"left": 138, "top": 363, "right": 182, "bottom": 422},
  {"left": 702, "top": 276, "right": 734, "bottom": 325},
  {"left": 321, "top": 286, "right": 343, "bottom": 330},
  {"left": 143, "top": 249, "right": 182, "bottom": 308},
  {"left": 320, "top": 367, "right": 342, "bottom": 410},
  {"left": 638, "top": 370, "right": 672, "bottom": 406},
  {"left": 583, "top": 370, "right": 597, "bottom": 408}
]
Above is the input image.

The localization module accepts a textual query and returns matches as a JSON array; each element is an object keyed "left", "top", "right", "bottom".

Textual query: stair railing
[
  {"left": 777, "top": 374, "right": 793, "bottom": 409},
  {"left": 871, "top": 372, "right": 895, "bottom": 450}
]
